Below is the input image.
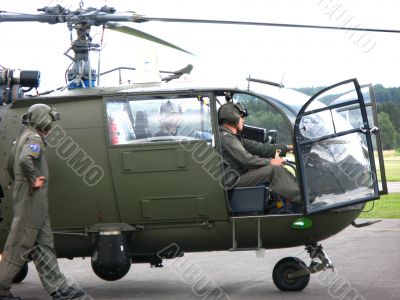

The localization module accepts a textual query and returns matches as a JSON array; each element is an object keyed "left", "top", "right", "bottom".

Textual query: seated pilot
[
  {"left": 218, "top": 101, "right": 302, "bottom": 206},
  {"left": 155, "top": 100, "right": 183, "bottom": 137}
]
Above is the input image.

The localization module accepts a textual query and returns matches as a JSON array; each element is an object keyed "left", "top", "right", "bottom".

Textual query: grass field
[
  {"left": 379, "top": 150, "right": 400, "bottom": 182},
  {"left": 359, "top": 193, "right": 400, "bottom": 219},
  {"left": 361, "top": 151, "right": 400, "bottom": 218}
]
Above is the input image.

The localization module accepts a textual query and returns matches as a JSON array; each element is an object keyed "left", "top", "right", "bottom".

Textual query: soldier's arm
[
  {"left": 221, "top": 133, "right": 270, "bottom": 169},
  {"left": 18, "top": 136, "right": 44, "bottom": 186},
  {"left": 243, "top": 138, "right": 288, "bottom": 158}
]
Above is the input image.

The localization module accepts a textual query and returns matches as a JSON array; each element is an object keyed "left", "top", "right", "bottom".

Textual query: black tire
[
  {"left": 13, "top": 263, "right": 28, "bottom": 284},
  {"left": 272, "top": 257, "right": 310, "bottom": 291}
]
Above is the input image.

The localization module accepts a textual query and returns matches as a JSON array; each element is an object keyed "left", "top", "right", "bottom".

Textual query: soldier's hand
[
  {"left": 32, "top": 176, "right": 46, "bottom": 189},
  {"left": 270, "top": 158, "right": 286, "bottom": 166},
  {"left": 286, "top": 144, "right": 294, "bottom": 153},
  {"left": 275, "top": 149, "right": 281, "bottom": 159}
]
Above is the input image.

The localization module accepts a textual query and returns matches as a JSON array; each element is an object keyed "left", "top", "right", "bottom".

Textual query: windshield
[{"left": 247, "top": 82, "right": 311, "bottom": 123}]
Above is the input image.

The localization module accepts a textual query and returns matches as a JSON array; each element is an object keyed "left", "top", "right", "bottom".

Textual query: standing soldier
[{"left": 0, "top": 104, "right": 86, "bottom": 299}]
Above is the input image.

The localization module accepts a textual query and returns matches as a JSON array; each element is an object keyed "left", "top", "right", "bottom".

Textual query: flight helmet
[
  {"left": 158, "top": 100, "right": 183, "bottom": 130},
  {"left": 22, "top": 103, "right": 60, "bottom": 132},
  {"left": 218, "top": 102, "right": 248, "bottom": 125}
]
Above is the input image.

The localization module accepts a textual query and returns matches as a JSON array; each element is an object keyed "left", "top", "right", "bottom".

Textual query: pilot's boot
[
  {"left": 0, "top": 293, "right": 22, "bottom": 300},
  {"left": 51, "top": 287, "right": 86, "bottom": 299}
]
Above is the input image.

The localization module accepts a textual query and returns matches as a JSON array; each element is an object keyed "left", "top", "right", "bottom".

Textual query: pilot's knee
[
  {"left": 268, "top": 164, "right": 283, "bottom": 175},
  {"left": 269, "top": 164, "right": 296, "bottom": 183}
]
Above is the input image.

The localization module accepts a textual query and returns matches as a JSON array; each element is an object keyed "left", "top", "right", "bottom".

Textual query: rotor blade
[
  {"left": 3, "top": 10, "right": 400, "bottom": 34},
  {"left": 134, "top": 16, "right": 400, "bottom": 34},
  {"left": 0, "top": 13, "right": 56, "bottom": 23},
  {"left": 106, "top": 23, "right": 193, "bottom": 55}
]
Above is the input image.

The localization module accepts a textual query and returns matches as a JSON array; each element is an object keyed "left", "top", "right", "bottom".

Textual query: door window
[
  {"left": 106, "top": 96, "right": 212, "bottom": 145},
  {"left": 295, "top": 79, "right": 380, "bottom": 214},
  {"left": 311, "top": 84, "right": 387, "bottom": 194}
]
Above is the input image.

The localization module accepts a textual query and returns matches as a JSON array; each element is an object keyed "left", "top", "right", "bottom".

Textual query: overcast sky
[{"left": 1, "top": 0, "right": 400, "bottom": 91}]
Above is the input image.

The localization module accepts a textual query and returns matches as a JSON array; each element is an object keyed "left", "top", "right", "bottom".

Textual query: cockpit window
[
  {"left": 106, "top": 96, "right": 212, "bottom": 145},
  {"left": 299, "top": 82, "right": 364, "bottom": 141},
  {"left": 232, "top": 93, "right": 292, "bottom": 145}
]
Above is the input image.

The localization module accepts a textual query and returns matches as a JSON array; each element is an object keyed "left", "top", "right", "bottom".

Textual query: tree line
[{"left": 296, "top": 85, "right": 400, "bottom": 150}]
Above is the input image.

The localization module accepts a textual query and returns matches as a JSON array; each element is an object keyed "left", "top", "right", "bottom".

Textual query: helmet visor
[{"left": 49, "top": 107, "right": 60, "bottom": 121}]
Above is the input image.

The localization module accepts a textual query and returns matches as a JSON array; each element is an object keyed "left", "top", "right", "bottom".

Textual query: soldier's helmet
[
  {"left": 158, "top": 100, "right": 183, "bottom": 128},
  {"left": 22, "top": 103, "right": 60, "bottom": 132},
  {"left": 217, "top": 102, "right": 249, "bottom": 125}
]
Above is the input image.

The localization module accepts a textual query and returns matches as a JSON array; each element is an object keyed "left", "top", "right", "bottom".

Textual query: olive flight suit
[
  {"left": 219, "top": 126, "right": 301, "bottom": 204},
  {"left": 0, "top": 128, "right": 68, "bottom": 296}
]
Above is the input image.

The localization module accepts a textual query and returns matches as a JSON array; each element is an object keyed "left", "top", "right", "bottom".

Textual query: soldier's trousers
[
  {"left": 238, "top": 164, "right": 301, "bottom": 204},
  {"left": 0, "top": 214, "right": 68, "bottom": 296}
]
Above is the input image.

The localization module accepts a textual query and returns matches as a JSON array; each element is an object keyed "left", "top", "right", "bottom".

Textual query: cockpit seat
[
  {"left": 134, "top": 111, "right": 152, "bottom": 139},
  {"left": 229, "top": 186, "right": 269, "bottom": 215}
]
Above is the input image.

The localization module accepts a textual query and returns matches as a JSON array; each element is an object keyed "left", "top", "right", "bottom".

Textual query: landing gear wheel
[
  {"left": 272, "top": 257, "right": 310, "bottom": 291},
  {"left": 13, "top": 263, "right": 28, "bottom": 283}
]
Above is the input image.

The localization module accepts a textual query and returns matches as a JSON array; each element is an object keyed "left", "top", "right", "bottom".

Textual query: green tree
[
  {"left": 378, "top": 101, "right": 400, "bottom": 133},
  {"left": 378, "top": 112, "right": 399, "bottom": 150},
  {"left": 234, "top": 93, "right": 292, "bottom": 145},
  {"left": 374, "top": 84, "right": 391, "bottom": 102}
]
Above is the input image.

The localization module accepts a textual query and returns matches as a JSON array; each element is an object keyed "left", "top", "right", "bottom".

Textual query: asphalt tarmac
[{"left": 10, "top": 219, "right": 400, "bottom": 300}]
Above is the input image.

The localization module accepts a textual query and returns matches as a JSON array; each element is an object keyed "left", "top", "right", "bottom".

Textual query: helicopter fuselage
[{"left": 0, "top": 80, "right": 382, "bottom": 282}]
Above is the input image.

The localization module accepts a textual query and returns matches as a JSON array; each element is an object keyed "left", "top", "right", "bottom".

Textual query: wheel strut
[{"left": 287, "top": 243, "right": 334, "bottom": 280}]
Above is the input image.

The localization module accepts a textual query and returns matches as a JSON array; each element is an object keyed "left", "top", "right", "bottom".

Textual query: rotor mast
[
  {"left": 65, "top": 21, "right": 98, "bottom": 89},
  {"left": 62, "top": 3, "right": 120, "bottom": 89},
  {"left": 0, "top": 4, "right": 136, "bottom": 89}
]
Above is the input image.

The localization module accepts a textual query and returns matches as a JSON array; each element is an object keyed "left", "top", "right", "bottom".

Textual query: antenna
[
  {"left": 280, "top": 73, "right": 285, "bottom": 88},
  {"left": 246, "top": 77, "right": 284, "bottom": 88}
]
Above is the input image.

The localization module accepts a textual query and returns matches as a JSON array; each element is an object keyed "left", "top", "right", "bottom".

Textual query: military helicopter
[{"left": 0, "top": 2, "right": 391, "bottom": 292}]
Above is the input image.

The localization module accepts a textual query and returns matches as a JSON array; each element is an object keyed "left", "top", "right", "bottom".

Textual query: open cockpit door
[
  {"left": 360, "top": 84, "right": 388, "bottom": 195},
  {"left": 294, "top": 79, "right": 381, "bottom": 214}
]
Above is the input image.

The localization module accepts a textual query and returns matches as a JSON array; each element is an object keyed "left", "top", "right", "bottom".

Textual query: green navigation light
[{"left": 291, "top": 217, "right": 313, "bottom": 229}]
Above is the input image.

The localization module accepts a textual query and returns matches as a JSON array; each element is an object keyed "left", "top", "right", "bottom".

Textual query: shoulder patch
[{"left": 29, "top": 143, "right": 41, "bottom": 153}]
